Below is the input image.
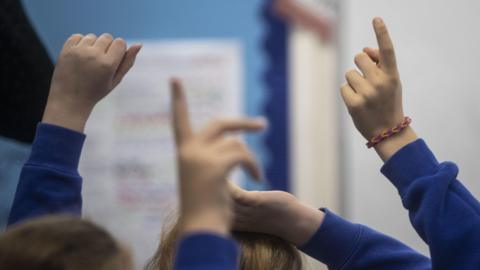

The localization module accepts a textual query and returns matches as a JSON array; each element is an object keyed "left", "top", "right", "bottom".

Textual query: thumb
[{"left": 112, "top": 44, "right": 142, "bottom": 88}]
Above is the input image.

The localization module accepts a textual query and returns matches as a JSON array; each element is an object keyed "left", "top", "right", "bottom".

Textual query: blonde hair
[
  {"left": 0, "top": 216, "right": 131, "bottom": 270},
  {"left": 146, "top": 219, "right": 302, "bottom": 270}
]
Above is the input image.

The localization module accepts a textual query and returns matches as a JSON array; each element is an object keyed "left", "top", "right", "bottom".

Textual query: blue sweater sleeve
[
  {"left": 9, "top": 123, "right": 238, "bottom": 270},
  {"left": 381, "top": 139, "right": 480, "bottom": 269},
  {"left": 300, "top": 209, "right": 431, "bottom": 270},
  {"left": 7, "top": 123, "right": 85, "bottom": 225},
  {"left": 174, "top": 233, "right": 239, "bottom": 270}
]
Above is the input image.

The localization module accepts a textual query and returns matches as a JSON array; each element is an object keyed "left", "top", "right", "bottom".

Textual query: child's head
[
  {"left": 147, "top": 218, "right": 303, "bottom": 270},
  {"left": 0, "top": 216, "right": 133, "bottom": 270}
]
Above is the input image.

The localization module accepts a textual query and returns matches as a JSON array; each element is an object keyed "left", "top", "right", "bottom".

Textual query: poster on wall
[{"left": 80, "top": 40, "right": 243, "bottom": 269}]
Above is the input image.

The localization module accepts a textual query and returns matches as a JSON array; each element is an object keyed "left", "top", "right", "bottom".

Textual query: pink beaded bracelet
[{"left": 366, "top": 117, "right": 412, "bottom": 148}]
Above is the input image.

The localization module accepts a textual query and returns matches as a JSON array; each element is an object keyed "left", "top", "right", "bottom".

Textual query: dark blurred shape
[
  {"left": 0, "top": 0, "right": 53, "bottom": 143},
  {"left": 262, "top": 0, "right": 290, "bottom": 191}
]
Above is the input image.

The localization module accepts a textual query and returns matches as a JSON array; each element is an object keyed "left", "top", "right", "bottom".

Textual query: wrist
[
  {"left": 287, "top": 204, "right": 325, "bottom": 246},
  {"left": 180, "top": 210, "right": 231, "bottom": 237},
  {"left": 374, "top": 126, "right": 418, "bottom": 161},
  {"left": 42, "top": 99, "right": 93, "bottom": 133}
]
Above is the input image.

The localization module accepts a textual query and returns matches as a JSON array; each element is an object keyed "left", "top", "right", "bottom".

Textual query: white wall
[
  {"left": 341, "top": 0, "right": 480, "bottom": 254},
  {"left": 290, "top": 24, "right": 339, "bottom": 270}
]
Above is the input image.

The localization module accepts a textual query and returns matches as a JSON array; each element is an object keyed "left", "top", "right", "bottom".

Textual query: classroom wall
[
  {"left": 20, "top": 1, "right": 271, "bottom": 268},
  {"left": 21, "top": 0, "right": 269, "bottom": 174},
  {"left": 340, "top": 0, "right": 480, "bottom": 254}
]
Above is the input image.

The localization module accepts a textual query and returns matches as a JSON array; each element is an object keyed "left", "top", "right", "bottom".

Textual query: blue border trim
[{"left": 261, "top": 0, "right": 290, "bottom": 191}]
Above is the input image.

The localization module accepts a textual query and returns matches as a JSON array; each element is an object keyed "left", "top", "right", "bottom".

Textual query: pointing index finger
[
  {"left": 373, "top": 17, "right": 397, "bottom": 73},
  {"left": 170, "top": 78, "right": 193, "bottom": 144}
]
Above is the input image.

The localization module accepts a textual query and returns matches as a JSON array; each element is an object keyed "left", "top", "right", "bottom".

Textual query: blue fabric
[
  {"left": 300, "top": 209, "right": 430, "bottom": 270},
  {"left": 7, "top": 123, "right": 85, "bottom": 225},
  {"left": 7, "top": 123, "right": 239, "bottom": 269},
  {"left": 0, "top": 136, "right": 30, "bottom": 230},
  {"left": 382, "top": 139, "right": 480, "bottom": 270},
  {"left": 174, "top": 233, "right": 239, "bottom": 270},
  {"left": 11, "top": 124, "right": 479, "bottom": 269}
]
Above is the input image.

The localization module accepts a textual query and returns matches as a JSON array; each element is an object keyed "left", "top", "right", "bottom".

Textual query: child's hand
[
  {"left": 230, "top": 182, "right": 324, "bottom": 246},
  {"left": 43, "top": 33, "right": 142, "bottom": 132},
  {"left": 341, "top": 18, "right": 418, "bottom": 160},
  {"left": 171, "top": 79, "right": 266, "bottom": 236},
  {"left": 342, "top": 18, "right": 404, "bottom": 140}
]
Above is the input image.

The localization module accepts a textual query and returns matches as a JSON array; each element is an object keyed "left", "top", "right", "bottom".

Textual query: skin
[
  {"left": 229, "top": 17, "right": 418, "bottom": 248},
  {"left": 39, "top": 33, "right": 140, "bottom": 269},
  {"left": 43, "top": 33, "right": 142, "bottom": 132},
  {"left": 230, "top": 182, "right": 325, "bottom": 246},
  {"left": 342, "top": 17, "right": 418, "bottom": 161},
  {"left": 170, "top": 79, "right": 266, "bottom": 236}
]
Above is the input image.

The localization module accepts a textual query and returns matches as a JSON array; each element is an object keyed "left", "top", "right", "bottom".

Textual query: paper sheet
[{"left": 80, "top": 40, "right": 243, "bottom": 269}]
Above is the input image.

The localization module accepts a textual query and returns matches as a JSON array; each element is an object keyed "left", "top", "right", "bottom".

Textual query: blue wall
[
  {"left": 0, "top": 138, "right": 30, "bottom": 230},
  {"left": 22, "top": 0, "right": 265, "bottom": 118}
]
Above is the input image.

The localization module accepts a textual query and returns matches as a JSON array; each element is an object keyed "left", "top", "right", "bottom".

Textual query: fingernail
[{"left": 373, "top": 17, "right": 383, "bottom": 25}]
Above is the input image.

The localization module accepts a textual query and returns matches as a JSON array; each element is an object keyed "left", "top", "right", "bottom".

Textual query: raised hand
[
  {"left": 171, "top": 79, "right": 266, "bottom": 236},
  {"left": 43, "top": 33, "right": 142, "bottom": 132},
  {"left": 341, "top": 18, "right": 417, "bottom": 160},
  {"left": 230, "top": 182, "right": 324, "bottom": 246}
]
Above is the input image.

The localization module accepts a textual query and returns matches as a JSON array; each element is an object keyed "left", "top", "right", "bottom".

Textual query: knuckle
[
  {"left": 63, "top": 48, "right": 83, "bottom": 59},
  {"left": 387, "top": 76, "right": 400, "bottom": 87},
  {"left": 114, "top": 38, "right": 127, "bottom": 48},
  {"left": 363, "top": 90, "right": 379, "bottom": 101},
  {"left": 354, "top": 53, "right": 364, "bottom": 64},
  {"left": 69, "top": 33, "right": 83, "bottom": 40},
  {"left": 86, "top": 33, "right": 97, "bottom": 39},
  {"left": 341, "top": 83, "right": 350, "bottom": 91},
  {"left": 101, "top": 33, "right": 113, "bottom": 39},
  {"left": 100, "top": 58, "right": 115, "bottom": 69},
  {"left": 345, "top": 69, "right": 357, "bottom": 78},
  {"left": 348, "top": 100, "right": 364, "bottom": 112},
  {"left": 383, "top": 46, "right": 395, "bottom": 56},
  {"left": 370, "top": 76, "right": 387, "bottom": 89}
]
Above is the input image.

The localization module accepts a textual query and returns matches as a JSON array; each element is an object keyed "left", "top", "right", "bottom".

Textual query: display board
[
  {"left": 21, "top": 1, "right": 290, "bottom": 268},
  {"left": 81, "top": 40, "right": 243, "bottom": 268}
]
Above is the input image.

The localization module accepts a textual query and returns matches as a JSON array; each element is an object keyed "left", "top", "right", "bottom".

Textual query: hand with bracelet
[
  {"left": 341, "top": 17, "right": 417, "bottom": 161},
  {"left": 342, "top": 18, "right": 480, "bottom": 269}
]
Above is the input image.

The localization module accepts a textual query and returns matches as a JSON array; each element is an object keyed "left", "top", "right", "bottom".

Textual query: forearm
[
  {"left": 8, "top": 123, "right": 85, "bottom": 225},
  {"left": 42, "top": 98, "right": 93, "bottom": 133},
  {"left": 180, "top": 210, "right": 230, "bottom": 237},
  {"left": 285, "top": 203, "right": 325, "bottom": 247},
  {"left": 300, "top": 209, "right": 430, "bottom": 270},
  {"left": 381, "top": 139, "right": 480, "bottom": 269}
]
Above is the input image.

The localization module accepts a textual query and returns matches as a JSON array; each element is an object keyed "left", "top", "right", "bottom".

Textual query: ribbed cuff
[
  {"left": 299, "top": 209, "right": 362, "bottom": 269},
  {"left": 28, "top": 123, "right": 86, "bottom": 173},
  {"left": 381, "top": 139, "right": 439, "bottom": 196},
  {"left": 174, "top": 233, "right": 239, "bottom": 270}
]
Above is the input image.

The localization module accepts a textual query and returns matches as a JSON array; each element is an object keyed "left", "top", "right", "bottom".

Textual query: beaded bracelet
[{"left": 366, "top": 117, "right": 412, "bottom": 148}]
